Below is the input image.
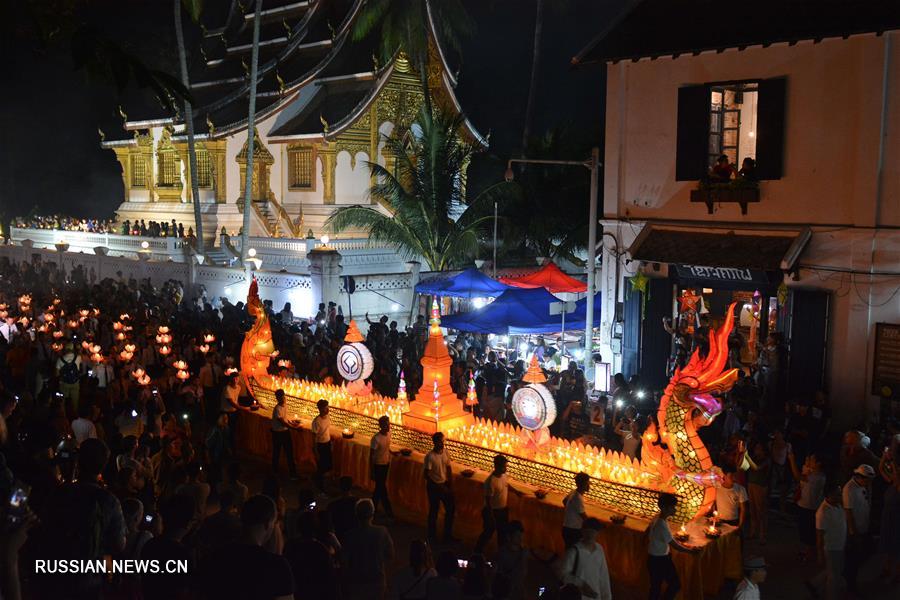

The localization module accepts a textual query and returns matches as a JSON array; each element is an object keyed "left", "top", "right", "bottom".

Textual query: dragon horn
[{"left": 696, "top": 302, "right": 736, "bottom": 385}]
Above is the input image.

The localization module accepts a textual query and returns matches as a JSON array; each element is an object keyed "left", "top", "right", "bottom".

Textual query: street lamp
[{"left": 505, "top": 148, "right": 601, "bottom": 379}]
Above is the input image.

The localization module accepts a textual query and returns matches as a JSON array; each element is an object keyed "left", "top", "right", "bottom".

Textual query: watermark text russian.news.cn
[{"left": 34, "top": 559, "right": 189, "bottom": 575}]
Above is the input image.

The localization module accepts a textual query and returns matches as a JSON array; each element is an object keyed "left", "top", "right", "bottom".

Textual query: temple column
[
  {"left": 320, "top": 145, "right": 336, "bottom": 204},
  {"left": 308, "top": 245, "right": 342, "bottom": 310}
]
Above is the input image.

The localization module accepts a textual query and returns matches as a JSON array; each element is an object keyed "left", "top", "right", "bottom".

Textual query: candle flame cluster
[
  {"left": 262, "top": 373, "right": 664, "bottom": 490},
  {"left": 446, "top": 417, "right": 662, "bottom": 488}
]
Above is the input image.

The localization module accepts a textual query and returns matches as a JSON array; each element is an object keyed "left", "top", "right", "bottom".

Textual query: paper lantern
[
  {"left": 91, "top": 344, "right": 101, "bottom": 354},
  {"left": 113, "top": 321, "right": 123, "bottom": 331},
  {"left": 67, "top": 320, "right": 79, "bottom": 329},
  {"left": 91, "top": 353, "right": 103, "bottom": 363},
  {"left": 225, "top": 367, "right": 238, "bottom": 376},
  {"left": 198, "top": 344, "right": 210, "bottom": 354},
  {"left": 203, "top": 334, "right": 216, "bottom": 343},
  {"left": 44, "top": 312, "right": 54, "bottom": 322},
  {"left": 137, "top": 374, "right": 151, "bottom": 386},
  {"left": 119, "top": 313, "right": 130, "bottom": 321},
  {"left": 132, "top": 367, "right": 145, "bottom": 379},
  {"left": 79, "top": 309, "right": 90, "bottom": 318},
  {"left": 336, "top": 320, "right": 374, "bottom": 382},
  {"left": 511, "top": 384, "right": 557, "bottom": 431},
  {"left": 159, "top": 345, "right": 171, "bottom": 356},
  {"left": 119, "top": 350, "right": 133, "bottom": 362},
  {"left": 124, "top": 343, "right": 136, "bottom": 353},
  {"left": 52, "top": 330, "right": 64, "bottom": 339},
  {"left": 116, "top": 332, "right": 126, "bottom": 341},
  {"left": 172, "top": 360, "right": 188, "bottom": 371},
  {"left": 511, "top": 356, "right": 556, "bottom": 431},
  {"left": 176, "top": 369, "right": 190, "bottom": 381},
  {"left": 81, "top": 340, "right": 91, "bottom": 350},
  {"left": 158, "top": 325, "right": 169, "bottom": 335}
]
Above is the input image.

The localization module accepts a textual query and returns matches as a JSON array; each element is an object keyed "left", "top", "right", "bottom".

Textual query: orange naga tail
[{"left": 240, "top": 278, "right": 275, "bottom": 389}]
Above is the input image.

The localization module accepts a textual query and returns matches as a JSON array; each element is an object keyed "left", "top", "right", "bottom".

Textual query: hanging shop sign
[
  {"left": 674, "top": 264, "right": 772, "bottom": 284},
  {"left": 872, "top": 323, "right": 900, "bottom": 396}
]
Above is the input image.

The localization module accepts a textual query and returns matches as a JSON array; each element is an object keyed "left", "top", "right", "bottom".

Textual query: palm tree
[
  {"left": 174, "top": 0, "right": 204, "bottom": 251},
  {"left": 326, "top": 108, "right": 512, "bottom": 272},
  {"left": 521, "top": 0, "right": 544, "bottom": 149},
  {"left": 501, "top": 127, "right": 591, "bottom": 265},
  {"left": 240, "top": 0, "right": 263, "bottom": 262},
  {"left": 352, "top": 0, "right": 473, "bottom": 111}
]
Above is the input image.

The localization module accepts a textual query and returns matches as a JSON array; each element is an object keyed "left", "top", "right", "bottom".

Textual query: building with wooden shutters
[{"left": 573, "top": 0, "right": 900, "bottom": 425}]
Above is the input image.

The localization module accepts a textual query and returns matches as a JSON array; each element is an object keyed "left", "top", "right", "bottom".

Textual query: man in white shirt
[
  {"left": 270, "top": 389, "right": 298, "bottom": 479},
  {"left": 647, "top": 493, "right": 695, "bottom": 600},
  {"left": 715, "top": 465, "right": 748, "bottom": 529},
  {"left": 311, "top": 399, "right": 333, "bottom": 493},
  {"left": 562, "top": 472, "right": 590, "bottom": 548},
  {"left": 811, "top": 484, "right": 847, "bottom": 600},
  {"left": 369, "top": 416, "right": 394, "bottom": 518},
  {"left": 734, "top": 556, "right": 767, "bottom": 600},
  {"left": 843, "top": 464, "right": 875, "bottom": 595},
  {"left": 558, "top": 517, "right": 612, "bottom": 600},
  {"left": 475, "top": 454, "right": 523, "bottom": 554},
  {"left": 424, "top": 432, "right": 456, "bottom": 542},
  {"left": 71, "top": 403, "right": 98, "bottom": 446}
]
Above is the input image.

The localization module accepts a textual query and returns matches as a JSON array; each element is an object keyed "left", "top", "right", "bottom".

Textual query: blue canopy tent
[
  {"left": 441, "top": 289, "right": 603, "bottom": 335},
  {"left": 414, "top": 268, "right": 510, "bottom": 299},
  {"left": 440, "top": 287, "right": 563, "bottom": 334}
]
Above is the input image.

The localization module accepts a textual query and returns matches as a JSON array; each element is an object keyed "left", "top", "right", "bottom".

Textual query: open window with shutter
[
  {"left": 755, "top": 77, "right": 787, "bottom": 180},
  {"left": 676, "top": 78, "right": 786, "bottom": 182},
  {"left": 675, "top": 85, "right": 710, "bottom": 181}
]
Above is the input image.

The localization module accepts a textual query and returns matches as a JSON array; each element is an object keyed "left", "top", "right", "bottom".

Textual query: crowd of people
[
  {"left": 12, "top": 215, "right": 117, "bottom": 234},
  {"left": 1, "top": 253, "right": 899, "bottom": 600},
  {"left": 11, "top": 215, "right": 195, "bottom": 240}
]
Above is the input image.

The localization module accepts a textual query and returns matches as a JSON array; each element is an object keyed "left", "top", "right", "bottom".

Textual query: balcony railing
[{"left": 690, "top": 181, "right": 760, "bottom": 215}]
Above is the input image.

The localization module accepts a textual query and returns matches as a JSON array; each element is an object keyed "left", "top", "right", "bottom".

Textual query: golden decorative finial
[
  {"left": 97, "top": 128, "right": 106, "bottom": 142},
  {"left": 276, "top": 71, "right": 286, "bottom": 94},
  {"left": 117, "top": 105, "right": 128, "bottom": 121},
  {"left": 319, "top": 114, "right": 329, "bottom": 133},
  {"left": 395, "top": 51, "right": 411, "bottom": 73},
  {"left": 206, "top": 115, "right": 216, "bottom": 137}
]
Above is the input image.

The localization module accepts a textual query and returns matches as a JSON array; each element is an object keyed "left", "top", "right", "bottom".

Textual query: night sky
[{"left": 1, "top": 0, "right": 624, "bottom": 219}]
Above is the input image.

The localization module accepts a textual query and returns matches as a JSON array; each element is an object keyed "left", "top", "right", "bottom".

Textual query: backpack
[{"left": 59, "top": 356, "right": 81, "bottom": 385}]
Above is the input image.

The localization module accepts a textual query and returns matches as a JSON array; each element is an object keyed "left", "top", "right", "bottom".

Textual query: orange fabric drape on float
[{"left": 237, "top": 412, "right": 740, "bottom": 599}]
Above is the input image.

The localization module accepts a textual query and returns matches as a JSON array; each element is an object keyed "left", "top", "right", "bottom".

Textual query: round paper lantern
[
  {"left": 511, "top": 355, "right": 557, "bottom": 431},
  {"left": 336, "top": 320, "right": 373, "bottom": 382},
  {"left": 337, "top": 343, "right": 374, "bottom": 382},
  {"left": 511, "top": 384, "right": 557, "bottom": 431}
]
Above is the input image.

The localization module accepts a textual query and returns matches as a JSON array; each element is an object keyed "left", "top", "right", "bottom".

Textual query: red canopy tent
[{"left": 499, "top": 261, "right": 587, "bottom": 293}]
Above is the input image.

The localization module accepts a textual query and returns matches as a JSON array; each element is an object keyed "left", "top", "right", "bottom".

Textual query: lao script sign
[{"left": 675, "top": 264, "right": 770, "bottom": 283}]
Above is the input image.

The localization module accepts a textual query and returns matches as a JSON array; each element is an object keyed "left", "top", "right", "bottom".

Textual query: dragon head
[{"left": 667, "top": 302, "right": 740, "bottom": 424}]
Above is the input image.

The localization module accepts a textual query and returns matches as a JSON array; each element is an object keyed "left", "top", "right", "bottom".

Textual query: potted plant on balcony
[{"left": 691, "top": 176, "right": 760, "bottom": 215}]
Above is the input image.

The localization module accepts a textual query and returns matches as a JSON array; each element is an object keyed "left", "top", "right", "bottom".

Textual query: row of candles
[{"left": 262, "top": 373, "right": 667, "bottom": 490}]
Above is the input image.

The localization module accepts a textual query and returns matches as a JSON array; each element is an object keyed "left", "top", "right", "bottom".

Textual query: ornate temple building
[{"left": 101, "top": 0, "right": 483, "bottom": 241}]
